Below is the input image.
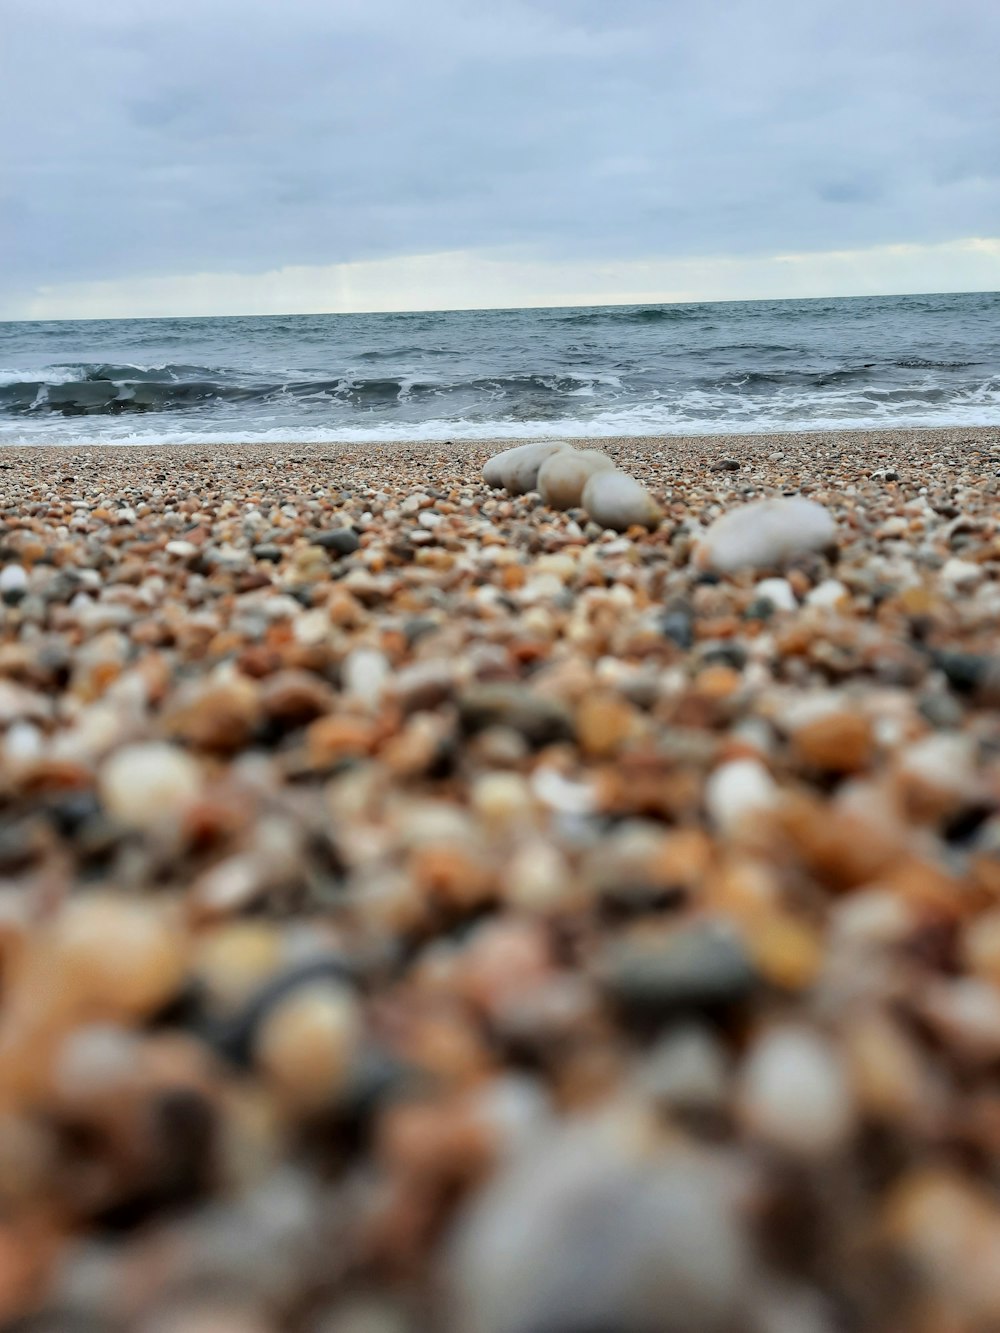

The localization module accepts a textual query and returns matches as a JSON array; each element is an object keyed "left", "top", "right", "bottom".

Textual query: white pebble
[
  {"left": 940, "top": 557, "right": 982, "bottom": 591},
  {"left": 100, "top": 742, "right": 201, "bottom": 830},
  {"left": 739, "top": 1026, "right": 856, "bottom": 1155},
  {"left": 754, "top": 577, "right": 797, "bottom": 612},
  {"left": 471, "top": 772, "right": 534, "bottom": 828},
  {"left": 165, "top": 540, "right": 198, "bottom": 558},
  {"left": 695, "top": 497, "right": 836, "bottom": 573},
  {"left": 342, "top": 648, "right": 391, "bottom": 707},
  {"left": 705, "top": 758, "right": 778, "bottom": 836},
  {"left": 806, "top": 579, "right": 848, "bottom": 609},
  {"left": 898, "top": 731, "right": 979, "bottom": 801},
  {"left": 0, "top": 565, "right": 28, "bottom": 594},
  {"left": 3, "top": 721, "right": 44, "bottom": 763},
  {"left": 581, "top": 471, "right": 662, "bottom": 533}
]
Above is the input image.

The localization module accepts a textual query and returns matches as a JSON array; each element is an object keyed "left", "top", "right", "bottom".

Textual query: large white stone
[
  {"left": 481, "top": 441, "right": 572, "bottom": 495},
  {"left": 695, "top": 497, "right": 837, "bottom": 573},
  {"left": 581, "top": 470, "right": 662, "bottom": 532},
  {"left": 537, "top": 449, "right": 615, "bottom": 510}
]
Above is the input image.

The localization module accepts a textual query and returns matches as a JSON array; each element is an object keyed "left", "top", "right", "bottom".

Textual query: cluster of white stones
[
  {"left": 484, "top": 444, "right": 839, "bottom": 567},
  {"left": 483, "top": 442, "right": 663, "bottom": 532}
]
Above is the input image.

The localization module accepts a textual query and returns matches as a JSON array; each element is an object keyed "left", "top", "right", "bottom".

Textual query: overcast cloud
[{"left": 2, "top": 0, "right": 999, "bottom": 317}]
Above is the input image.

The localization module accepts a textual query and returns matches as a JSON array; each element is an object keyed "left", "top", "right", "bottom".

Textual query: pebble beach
[{"left": 4, "top": 423, "right": 1000, "bottom": 1331}]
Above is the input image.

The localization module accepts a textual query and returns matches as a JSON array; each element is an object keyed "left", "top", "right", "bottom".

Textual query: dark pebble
[
  {"left": 698, "top": 641, "right": 747, "bottom": 670},
  {"left": 458, "top": 683, "right": 575, "bottom": 747},
  {"left": 744, "top": 598, "right": 775, "bottom": 622},
  {"left": 932, "top": 649, "right": 998, "bottom": 698},
  {"left": 207, "top": 955, "right": 357, "bottom": 1066},
  {"left": 252, "top": 544, "right": 283, "bottom": 563},
  {"left": 660, "top": 608, "right": 694, "bottom": 650},
  {"left": 599, "top": 920, "right": 759, "bottom": 1026},
  {"left": 312, "top": 528, "right": 360, "bottom": 556}
]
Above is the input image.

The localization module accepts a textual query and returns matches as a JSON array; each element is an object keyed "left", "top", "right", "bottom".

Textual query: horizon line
[{"left": 2, "top": 284, "right": 997, "bottom": 326}]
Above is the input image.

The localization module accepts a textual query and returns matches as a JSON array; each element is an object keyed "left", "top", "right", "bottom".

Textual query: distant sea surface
[{"left": 1, "top": 291, "right": 998, "bottom": 446}]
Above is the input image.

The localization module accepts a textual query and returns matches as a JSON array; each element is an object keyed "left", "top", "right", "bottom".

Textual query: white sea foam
[
  {"left": 0, "top": 366, "right": 85, "bottom": 387},
  {"left": 3, "top": 383, "right": 1000, "bottom": 448}
]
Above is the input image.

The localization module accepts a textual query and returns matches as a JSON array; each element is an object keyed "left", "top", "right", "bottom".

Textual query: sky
[{"left": 2, "top": 0, "right": 999, "bottom": 319}]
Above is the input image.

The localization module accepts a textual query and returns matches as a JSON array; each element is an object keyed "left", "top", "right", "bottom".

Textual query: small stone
[
  {"left": 251, "top": 543, "right": 283, "bottom": 563},
  {"left": 259, "top": 670, "right": 336, "bottom": 727},
  {"left": 0, "top": 564, "right": 28, "bottom": 605},
  {"left": 738, "top": 1025, "right": 856, "bottom": 1155},
  {"left": 255, "top": 982, "right": 361, "bottom": 1112},
  {"left": 164, "top": 676, "right": 261, "bottom": 753},
  {"left": 711, "top": 459, "right": 741, "bottom": 472},
  {"left": 392, "top": 660, "right": 456, "bottom": 713},
  {"left": 45, "top": 893, "right": 186, "bottom": 1021},
  {"left": 932, "top": 650, "right": 1000, "bottom": 700},
  {"left": 306, "top": 713, "right": 378, "bottom": 764},
  {"left": 638, "top": 1024, "right": 730, "bottom": 1114},
  {"left": 599, "top": 919, "right": 758, "bottom": 1024},
  {"left": 963, "top": 909, "right": 1000, "bottom": 985},
  {"left": 581, "top": 470, "right": 663, "bottom": 532},
  {"left": 842, "top": 1010, "right": 930, "bottom": 1123},
  {"left": 165, "top": 539, "right": 198, "bottom": 559},
  {"left": 100, "top": 742, "right": 201, "bottom": 829},
  {"left": 537, "top": 449, "right": 615, "bottom": 510},
  {"left": 342, "top": 648, "right": 391, "bottom": 707},
  {"left": 705, "top": 758, "right": 779, "bottom": 836},
  {"left": 747, "top": 914, "right": 824, "bottom": 991},
  {"left": 884, "top": 1169, "right": 1000, "bottom": 1324},
  {"left": 695, "top": 497, "right": 837, "bottom": 573},
  {"left": 503, "top": 840, "right": 574, "bottom": 912},
  {"left": 576, "top": 692, "right": 637, "bottom": 758},
  {"left": 940, "top": 557, "right": 983, "bottom": 591},
  {"left": 193, "top": 922, "right": 284, "bottom": 1016},
  {"left": 791, "top": 711, "right": 873, "bottom": 773},
  {"left": 895, "top": 731, "right": 982, "bottom": 821},
  {"left": 754, "top": 577, "right": 797, "bottom": 613},
  {"left": 918, "top": 978, "right": 1000, "bottom": 1062},
  {"left": 458, "top": 684, "right": 574, "bottom": 748},
  {"left": 470, "top": 772, "right": 535, "bottom": 829},
  {"left": 805, "top": 579, "right": 849, "bottom": 609},
  {"left": 661, "top": 607, "right": 694, "bottom": 650},
  {"left": 312, "top": 527, "right": 360, "bottom": 556}
]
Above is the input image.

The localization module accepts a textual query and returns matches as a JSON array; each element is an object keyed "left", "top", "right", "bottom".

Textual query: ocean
[{"left": 1, "top": 290, "right": 998, "bottom": 446}]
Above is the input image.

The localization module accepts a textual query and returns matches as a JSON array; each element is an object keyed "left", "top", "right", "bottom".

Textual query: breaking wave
[{"left": 2, "top": 291, "right": 998, "bottom": 444}]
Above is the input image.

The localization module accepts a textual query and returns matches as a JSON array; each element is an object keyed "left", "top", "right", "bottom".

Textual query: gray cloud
[{"left": 2, "top": 0, "right": 999, "bottom": 313}]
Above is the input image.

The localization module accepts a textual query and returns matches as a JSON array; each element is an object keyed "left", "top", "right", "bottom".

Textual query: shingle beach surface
[{"left": 3, "top": 426, "right": 1000, "bottom": 1330}]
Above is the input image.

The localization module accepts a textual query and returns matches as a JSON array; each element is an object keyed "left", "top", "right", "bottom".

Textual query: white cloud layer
[
  {"left": 15, "top": 238, "right": 1000, "bottom": 321},
  {"left": 3, "top": 0, "right": 998, "bottom": 317}
]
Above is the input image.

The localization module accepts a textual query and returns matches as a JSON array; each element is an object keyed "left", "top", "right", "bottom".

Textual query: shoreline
[{"left": 1, "top": 421, "right": 998, "bottom": 475}]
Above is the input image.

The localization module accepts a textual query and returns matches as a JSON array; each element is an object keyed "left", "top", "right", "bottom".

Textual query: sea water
[{"left": 1, "top": 290, "right": 997, "bottom": 445}]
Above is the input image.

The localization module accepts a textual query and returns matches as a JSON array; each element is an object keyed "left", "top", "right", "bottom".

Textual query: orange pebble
[{"left": 791, "top": 711, "right": 874, "bottom": 773}]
